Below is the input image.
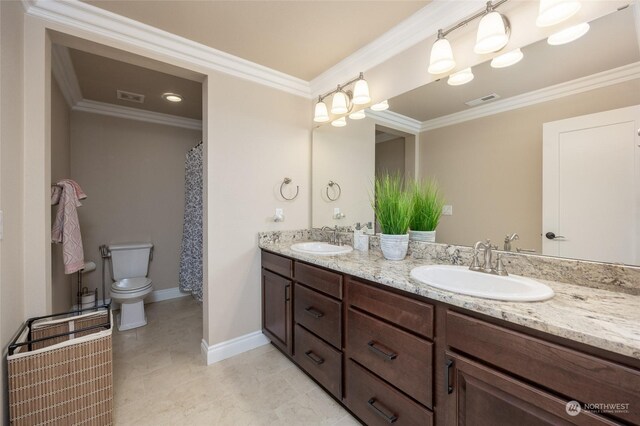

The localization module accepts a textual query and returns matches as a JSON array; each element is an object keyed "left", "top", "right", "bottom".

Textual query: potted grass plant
[
  {"left": 409, "top": 179, "right": 445, "bottom": 243},
  {"left": 371, "top": 173, "right": 412, "bottom": 260}
]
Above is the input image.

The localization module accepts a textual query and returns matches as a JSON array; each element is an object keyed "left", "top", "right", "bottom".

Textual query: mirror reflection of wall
[{"left": 311, "top": 5, "right": 640, "bottom": 265}]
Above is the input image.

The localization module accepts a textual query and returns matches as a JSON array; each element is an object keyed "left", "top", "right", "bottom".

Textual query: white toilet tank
[{"left": 108, "top": 242, "right": 153, "bottom": 280}]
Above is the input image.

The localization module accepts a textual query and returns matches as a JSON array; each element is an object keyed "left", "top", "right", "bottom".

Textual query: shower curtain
[{"left": 179, "top": 142, "right": 203, "bottom": 301}]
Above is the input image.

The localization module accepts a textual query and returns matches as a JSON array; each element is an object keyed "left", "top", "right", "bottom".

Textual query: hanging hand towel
[{"left": 51, "top": 179, "right": 87, "bottom": 274}]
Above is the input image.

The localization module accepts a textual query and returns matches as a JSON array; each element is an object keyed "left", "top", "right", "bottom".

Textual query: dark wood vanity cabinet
[
  {"left": 261, "top": 252, "right": 293, "bottom": 355},
  {"left": 260, "top": 250, "right": 640, "bottom": 425}
]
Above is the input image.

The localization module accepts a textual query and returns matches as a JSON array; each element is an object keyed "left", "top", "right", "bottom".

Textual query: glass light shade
[
  {"left": 547, "top": 22, "right": 589, "bottom": 45},
  {"left": 331, "top": 91, "right": 350, "bottom": 114},
  {"left": 370, "top": 100, "right": 389, "bottom": 111},
  {"left": 331, "top": 117, "right": 347, "bottom": 127},
  {"left": 447, "top": 68, "right": 474, "bottom": 86},
  {"left": 313, "top": 100, "right": 329, "bottom": 123},
  {"left": 428, "top": 37, "right": 456, "bottom": 74},
  {"left": 474, "top": 12, "right": 509, "bottom": 54},
  {"left": 490, "top": 48, "right": 524, "bottom": 68},
  {"left": 349, "top": 110, "right": 366, "bottom": 120},
  {"left": 536, "top": 0, "right": 581, "bottom": 27},
  {"left": 352, "top": 79, "right": 371, "bottom": 105}
]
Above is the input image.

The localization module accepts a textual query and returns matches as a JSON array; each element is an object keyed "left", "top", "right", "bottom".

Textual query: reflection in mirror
[{"left": 311, "top": 5, "right": 640, "bottom": 265}]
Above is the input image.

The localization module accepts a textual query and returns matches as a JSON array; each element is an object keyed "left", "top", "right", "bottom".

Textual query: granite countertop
[{"left": 259, "top": 239, "right": 640, "bottom": 360}]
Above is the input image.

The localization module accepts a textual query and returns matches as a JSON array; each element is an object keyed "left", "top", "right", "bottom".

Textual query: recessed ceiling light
[{"left": 162, "top": 93, "right": 183, "bottom": 103}]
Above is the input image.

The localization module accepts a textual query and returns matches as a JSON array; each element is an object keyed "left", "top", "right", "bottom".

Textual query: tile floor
[{"left": 113, "top": 297, "right": 359, "bottom": 425}]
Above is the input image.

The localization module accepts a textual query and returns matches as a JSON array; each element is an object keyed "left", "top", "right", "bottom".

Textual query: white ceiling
[
  {"left": 81, "top": 0, "right": 429, "bottom": 81},
  {"left": 389, "top": 6, "right": 640, "bottom": 122},
  {"left": 68, "top": 47, "right": 203, "bottom": 119}
]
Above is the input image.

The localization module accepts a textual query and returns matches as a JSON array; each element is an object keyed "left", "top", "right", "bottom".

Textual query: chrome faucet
[
  {"left": 320, "top": 225, "right": 342, "bottom": 245},
  {"left": 470, "top": 240, "right": 507, "bottom": 275},
  {"left": 503, "top": 233, "right": 519, "bottom": 251}
]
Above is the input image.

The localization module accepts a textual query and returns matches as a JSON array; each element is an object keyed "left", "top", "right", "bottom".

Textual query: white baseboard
[
  {"left": 87, "top": 286, "right": 190, "bottom": 310},
  {"left": 201, "top": 331, "right": 270, "bottom": 365},
  {"left": 146, "top": 287, "right": 191, "bottom": 303}
]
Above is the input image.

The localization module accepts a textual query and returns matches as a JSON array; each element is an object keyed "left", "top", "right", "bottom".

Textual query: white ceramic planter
[
  {"left": 380, "top": 233, "right": 409, "bottom": 260},
  {"left": 409, "top": 230, "right": 436, "bottom": 242}
]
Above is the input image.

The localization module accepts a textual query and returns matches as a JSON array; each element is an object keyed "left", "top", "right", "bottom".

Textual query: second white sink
[
  {"left": 410, "top": 265, "right": 554, "bottom": 302},
  {"left": 291, "top": 242, "right": 353, "bottom": 256}
]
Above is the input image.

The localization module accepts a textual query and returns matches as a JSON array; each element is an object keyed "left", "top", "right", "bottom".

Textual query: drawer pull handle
[
  {"left": 304, "top": 307, "right": 324, "bottom": 318},
  {"left": 304, "top": 350, "right": 324, "bottom": 365},
  {"left": 367, "top": 398, "right": 398, "bottom": 423},
  {"left": 367, "top": 341, "right": 397, "bottom": 361},
  {"left": 446, "top": 359, "right": 454, "bottom": 394}
]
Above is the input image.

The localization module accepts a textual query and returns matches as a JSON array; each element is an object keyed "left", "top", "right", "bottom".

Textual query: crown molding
[
  {"left": 51, "top": 44, "right": 82, "bottom": 107},
  {"left": 24, "top": 0, "right": 311, "bottom": 98},
  {"left": 309, "top": 0, "right": 487, "bottom": 97},
  {"left": 367, "top": 109, "right": 422, "bottom": 134},
  {"left": 420, "top": 62, "right": 640, "bottom": 132},
  {"left": 73, "top": 99, "right": 203, "bottom": 130}
]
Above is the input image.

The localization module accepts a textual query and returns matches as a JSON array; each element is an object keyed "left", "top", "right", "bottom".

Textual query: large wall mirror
[{"left": 312, "top": 5, "right": 640, "bottom": 265}]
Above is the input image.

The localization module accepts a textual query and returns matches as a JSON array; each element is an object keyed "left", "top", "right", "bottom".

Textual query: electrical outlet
[
  {"left": 275, "top": 208, "right": 283, "bottom": 216},
  {"left": 333, "top": 208, "right": 341, "bottom": 215},
  {"left": 442, "top": 205, "right": 453, "bottom": 216}
]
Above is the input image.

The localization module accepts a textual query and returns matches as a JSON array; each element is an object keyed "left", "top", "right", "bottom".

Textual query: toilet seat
[{"left": 111, "top": 277, "right": 152, "bottom": 293}]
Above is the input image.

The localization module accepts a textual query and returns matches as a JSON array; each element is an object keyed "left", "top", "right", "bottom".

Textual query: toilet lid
[{"left": 112, "top": 278, "right": 152, "bottom": 293}]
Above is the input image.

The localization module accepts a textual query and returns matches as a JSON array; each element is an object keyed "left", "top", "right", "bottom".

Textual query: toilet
[{"left": 108, "top": 242, "right": 154, "bottom": 331}]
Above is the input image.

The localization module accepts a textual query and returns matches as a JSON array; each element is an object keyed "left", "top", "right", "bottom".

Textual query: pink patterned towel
[{"left": 51, "top": 179, "right": 87, "bottom": 274}]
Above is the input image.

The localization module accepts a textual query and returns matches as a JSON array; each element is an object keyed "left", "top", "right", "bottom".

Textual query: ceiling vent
[
  {"left": 465, "top": 93, "right": 500, "bottom": 107},
  {"left": 116, "top": 90, "right": 145, "bottom": 104}
]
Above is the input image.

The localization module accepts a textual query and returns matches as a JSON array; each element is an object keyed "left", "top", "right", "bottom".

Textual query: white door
[{"left": 542, "top": 105, "right": 640, "bottom": 264}]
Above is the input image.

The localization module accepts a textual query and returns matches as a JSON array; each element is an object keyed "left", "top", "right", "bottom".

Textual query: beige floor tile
[{"left": 112, "top": 297, "right": 358, "bottom": 425}]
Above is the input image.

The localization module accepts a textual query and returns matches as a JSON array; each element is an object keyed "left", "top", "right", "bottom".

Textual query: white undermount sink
[
  {"left": 290, "top": 242, "right": 353, "bottom": 256},
  {"left": 410, "top": 265, "right": 554, "bottom": 302}
]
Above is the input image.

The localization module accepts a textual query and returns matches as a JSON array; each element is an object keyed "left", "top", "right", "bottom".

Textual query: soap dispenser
[{"left": 354, "top": 222, "right": 369, "bottom": 251}]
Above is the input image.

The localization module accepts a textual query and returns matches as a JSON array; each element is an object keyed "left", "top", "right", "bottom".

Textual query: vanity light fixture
[
  {"left": 429, "top": 0, "right": 508, "bottom": 76},
  {"left": 331, "top": 88, "right": 350, "bottom": 115},
  {"left": 448, "top": 68, "right": 475, "bottom": 86},
  {"left": 331, "top": 117, "right": 347, "bottom": 127},
  {"left": 428, "top": 31, "right": 456, "bottom": 75},
  {"left": 370, "top": 100, "right": 389, "bottom": 111},
  {"left": 313, "top": 97, "right": 330, "bottom": 123},
  {"left": 474, "top": 3, "right": 510, "bottom": 54},
  {"left": 313, "top": 72, "right": 371, "bottom": 123},
  {"left": 490, "top": 48, "right": 523, "bottom": 68},
  {"left": 349, "top": 110, "right": 366, "bottom": 120},
  {"left": 536, "top": 0, "right": 582, "bottom": 27},
  {"left": 547, "top": 22, "right": 590, "bottom": 45},
  {"left": 162, "top": 92, "right": 183, "bottom": 103}
]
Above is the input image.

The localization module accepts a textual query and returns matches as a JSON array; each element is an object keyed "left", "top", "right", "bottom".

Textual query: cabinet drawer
[
  {"left": 295, "top": 262, "right": 343, "bottom": 299},
  {"left": 347, "top": 278, "right": 433, "bottom": 339},
  {"left": 447, "top": 311, "right": 640, "bottom": 425},
  {"left": 294, "top": 284, "right": 341, "bottom": 349},
  {"left": 346, "top": 308, "right": 433, "bottom": 408},
  {"left": 261, "top": 251, "right": 292, "bottom": 278},
  {"left": 294, "top": 324, "right": 342, "bottom": 399},
  {"left": 345, "top": 360, "right": 433, "bottom": 426}
]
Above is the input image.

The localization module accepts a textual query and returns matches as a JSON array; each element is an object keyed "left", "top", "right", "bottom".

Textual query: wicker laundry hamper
[{"left": 7, "top": 307, "right": 113, "bottom": 425}]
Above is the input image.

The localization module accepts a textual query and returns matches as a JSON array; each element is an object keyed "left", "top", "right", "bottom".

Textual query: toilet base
[{"left": 117, "top": 299, "right": 148, "bottom": 331}]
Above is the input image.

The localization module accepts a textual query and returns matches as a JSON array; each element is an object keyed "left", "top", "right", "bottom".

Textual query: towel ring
[
  {"left": 326, "top": 180, "right": 341, "bottom": 201},
  {"left": 280, "top": 177, "right": 299, "bottom": 201}
]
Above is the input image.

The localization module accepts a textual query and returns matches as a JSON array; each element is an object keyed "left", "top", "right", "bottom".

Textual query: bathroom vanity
[{"left": 260, "top": 238, "right": 640, "bottom": 425}]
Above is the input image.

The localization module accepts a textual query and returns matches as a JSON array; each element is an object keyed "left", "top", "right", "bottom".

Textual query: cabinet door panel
[
  {"left": 446, "top": 352, "right": 618, "bottom": 426},
  {"left": 262, "top": 269, "right": 292, "bottom": 355}
]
